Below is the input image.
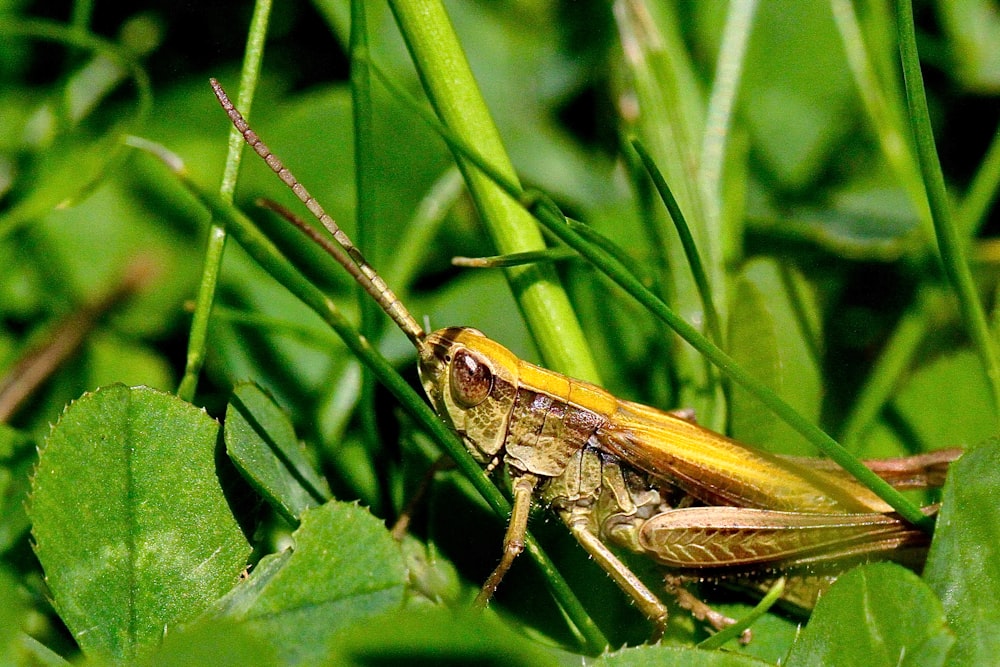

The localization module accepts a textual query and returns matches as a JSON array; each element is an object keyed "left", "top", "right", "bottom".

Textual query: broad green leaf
[
  {"left": 326, "top": 606, "right": 563, "bottom": 667},
  {"left": 143, "top": 618, "right": 279, "bottom": 667},
  {"left": 728, "top": 258, "right": 822, "bottom": 454},
  {"left": 594, "top": 644, "right": 770, "bottom": 666},
  {"left": 224, "top": 382, "right": 330, "bottom": 524},
  {"left": 30, "top": 385, "right": 251, "bottom": 663},
  {"left": 728, "top": 269, "right": 780, "bottom": 448},
  {"left": 740, "top": 0, "right": 856, "bottom": 189},
  {"left": 892, "top": 350, "right": 997, "bottom": 448},
  {"left": 218, "top": 501, "right": 406, "bottom": 665},
  {"left": 784, "top": 563, "right": 952, "bottom": 667},
  {"left": 923, "top": 439, "right": 1000, "bottom": 667}
]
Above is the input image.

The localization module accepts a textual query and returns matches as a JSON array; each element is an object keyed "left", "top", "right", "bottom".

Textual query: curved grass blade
[
  {"left": 177, "top": 0, "right": 273, "bottom": 402},
  {"left": 896, "top": 0, "right": 1000, "bottom": 425}
]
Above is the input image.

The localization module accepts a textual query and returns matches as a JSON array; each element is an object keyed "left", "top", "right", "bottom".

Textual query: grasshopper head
[{"left": 418, "top": 327, "right": 520, "bottom": 464}]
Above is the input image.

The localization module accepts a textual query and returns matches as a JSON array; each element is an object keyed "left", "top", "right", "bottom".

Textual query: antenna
[{"left": 210, "top": 78, "right": 427, "bottom": 350}]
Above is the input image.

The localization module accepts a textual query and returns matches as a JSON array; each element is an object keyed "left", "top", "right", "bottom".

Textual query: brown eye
[{"left": 449, "top": 349, "right": 493, "bottom": 408}]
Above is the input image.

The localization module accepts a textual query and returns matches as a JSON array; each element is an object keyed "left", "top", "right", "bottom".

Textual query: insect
[{"left": 210, "top": 79, "right": 957, "bottom": 642}]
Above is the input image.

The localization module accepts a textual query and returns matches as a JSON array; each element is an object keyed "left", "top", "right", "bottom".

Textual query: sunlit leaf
[
  {"left": 784, "top": 563, "right": 952, "bottom": 667},
  {"left": 924, "top": 439, "right": 1000, "bottom": 667},
  {"left": 215, "top": 500, "right": 406, "bottom": 665},
  {"left": 224, "top": 381, "right": 330, "bottom": 524},
  {"left": 728, "top": 259, "right": 821, "bottom": 454},
  {"left": 30, "top": 385, "right": 251, "bottom": 662}
]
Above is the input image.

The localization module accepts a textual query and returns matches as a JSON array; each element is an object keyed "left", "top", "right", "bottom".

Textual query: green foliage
[
  {"left": 207, "top": 501, "right": 407, "bottom": 665},
  {"left": 728, "top": 259, "right": 822, "bottom": 455},
  {"left": 225, "top": 382, "right": 332, "bottom": 524},
  {"left": 2, "top": 0, "right": 999, "bottom": 665},
  {"left": 924, "top": 440, "right": 1000, "bottom": 666},
  {"left": 784, "top": 563, "right": 953, "bottom": 667},
  {"left": 30, "top": 385, "right": 252, "bottom": 663}
]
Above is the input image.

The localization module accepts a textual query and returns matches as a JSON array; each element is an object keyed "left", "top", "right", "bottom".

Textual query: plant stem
[
  {"left": 896, "top": 0, "right": 1000, "bottom": 427},
  {"left": 386, "top": 0, "right": 600, "bottom": 384},
  {"left": 177, "top": 0, "right": 271, "bottom": 402}
]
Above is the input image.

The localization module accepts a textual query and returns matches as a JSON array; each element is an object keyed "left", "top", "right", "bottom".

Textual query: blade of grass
[
  {"left": 956, "top": 124, "right": 1000, "bottom": 239},
  {"left": 896, "top": 0, "right": 1000, "bottom": 426},
  {"left": 698, "top": 0, "right": 756, "bottom": 266},
  {"left": 697, "top": 577, "right": 784, "bottom": 650},
  {"left": 631, "top": 139, "right": 723, "bottom": 413},
  {"left": 613, "top": 0, "right": 725, "bottom": 428},
  {"left": 613, "top": 0, "right": 705, "bottom": 231},
  {"left": 451, "top": 248, "right": 579, "bottom": 269},
  {"left": 631, "top": 139, "right": 723, "bottom": 349},
  {"left": 832, "top": 0, "right": 932, "bottom": 240},
  {"left": 176, "top": 0, "right": 272, "bottom": 402},
  {"left": 348, "top": 0, "right": 389, "bottom": 513},
  {"left": 385, "top": 0, "right": 600, "bottom": 385}
]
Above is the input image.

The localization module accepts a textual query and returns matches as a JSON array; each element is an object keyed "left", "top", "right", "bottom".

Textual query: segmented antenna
[{"left": 210, "top": 78, "right": 427, "bottom": 349}]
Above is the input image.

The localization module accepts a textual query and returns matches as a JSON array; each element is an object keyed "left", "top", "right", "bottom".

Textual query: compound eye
[{"left": 449, "top": 349, "right": 493, "bottom": 408}]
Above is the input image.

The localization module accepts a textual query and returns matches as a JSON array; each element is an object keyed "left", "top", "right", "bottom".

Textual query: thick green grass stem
[
  {"left": 385, "top": 0, "right": 600, "bottom": 385},
  {"left": 177, "top": 0, "right": 272, "bottom": 402},
  {"left": 896, "top": 0, "right": 1000, "bottom": 426}
]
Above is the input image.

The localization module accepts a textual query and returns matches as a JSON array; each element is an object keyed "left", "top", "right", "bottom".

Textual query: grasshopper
[{"left": 210, "top": 79, "right": 957, "bottom": 641}]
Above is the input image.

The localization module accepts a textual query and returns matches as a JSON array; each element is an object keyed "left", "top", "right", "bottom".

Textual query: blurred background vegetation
[{"left": 1, "top": 0, "right": 999, "bottom": 663}]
